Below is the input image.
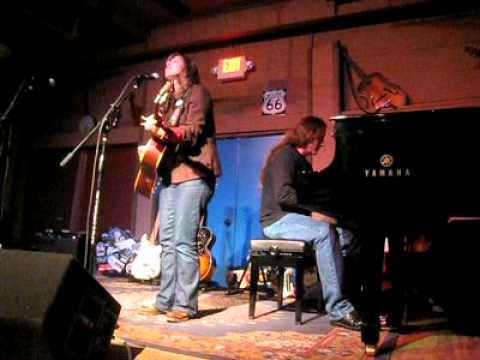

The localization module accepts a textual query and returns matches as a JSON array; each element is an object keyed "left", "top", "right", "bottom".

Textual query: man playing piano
[{"left": 260, "top": 116, "right": 361, "bottom": 331}]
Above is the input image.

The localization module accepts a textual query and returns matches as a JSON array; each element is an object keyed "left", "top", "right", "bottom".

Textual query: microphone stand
[
  {"left": 0, "top": 78, "right": 30, "bottom": 228},
  {"left": 60, "top": 76, "right": 146, "bottom": 274}
]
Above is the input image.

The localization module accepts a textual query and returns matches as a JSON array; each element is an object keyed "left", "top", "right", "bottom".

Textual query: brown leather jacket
[{"left": 162, "top": 84, "right": 222, "bottom": 185}]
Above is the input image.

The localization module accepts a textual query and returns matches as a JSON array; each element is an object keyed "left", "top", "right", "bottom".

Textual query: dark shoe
[
  {"left": 166, "top": 310, "right": 194, "bottom": 323},
  {"left": 330, "top": 310, "right": 362, "bottom": 331},
  {"left": 138, "top": 304, "right": 167, "bottom": 315}
]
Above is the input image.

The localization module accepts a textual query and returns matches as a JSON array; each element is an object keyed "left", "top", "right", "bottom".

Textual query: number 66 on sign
[{"left": 262, "top": 89, "right": 287, "bottom": 115}]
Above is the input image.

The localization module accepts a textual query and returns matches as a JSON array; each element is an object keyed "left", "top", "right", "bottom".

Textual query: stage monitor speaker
[{"left": 0, "top": 249, "right": 121, "bottom": 360}]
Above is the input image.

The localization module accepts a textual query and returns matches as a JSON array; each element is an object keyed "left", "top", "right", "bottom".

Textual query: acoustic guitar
[
  {"left": 129, "top": 213, "right": 162, "bottom": 281},
  {"left": 338, "top": 42, "right": 408, "bottom": 113},
  {"left": 197, "top": 226, "right": 216, "bottom": 282},
  {"left": 134, "top": 135, "right": 169, "bottom": 198},
  {"left": 134, "top": 82, "right": 175, "bottom": 198}
]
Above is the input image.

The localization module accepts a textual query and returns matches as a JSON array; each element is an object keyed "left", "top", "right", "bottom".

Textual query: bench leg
[
  {"left": 277, "top": 267, "right": 285, "bottom": 309},
  {"left": 295, "top": 262, "right": 304, "bottom": 325},
  {"left": 249, "top": 261, "right": 259, "bottom": 319}
]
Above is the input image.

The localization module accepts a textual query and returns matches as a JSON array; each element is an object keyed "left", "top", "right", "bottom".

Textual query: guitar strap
[
  {"left": 167, "top": 86, "right": 192, "bottom": 127},
  {"left": 340, "top": 46, "right": 378, "bottom": 115}
]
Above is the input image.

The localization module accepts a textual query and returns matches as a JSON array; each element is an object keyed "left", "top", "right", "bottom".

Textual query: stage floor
[
  {"left": 100, "top": 275, "right": 480, "bottom": 360},
  {"left": 100, "top": 275, "right": 353, "bottom": 359}
]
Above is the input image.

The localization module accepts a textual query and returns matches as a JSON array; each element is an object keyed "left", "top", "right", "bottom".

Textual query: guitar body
[
  {"left": 197, "top": 226, "right": 216, "bottom": 282},
  {"left": 134, "top": 138, "right": 168, "bottom": 197},
  {"left": 199, "top": 250, "right": 215, "bottom": 282},
  {"left": 129, "top": 234, "right": 162, "bottom": 281},
  {"left": 357, "top": 72, "right": 408, "bottom": 112},
  {"left": 128, "top": 213, "right": 162, "bottom": 281}
]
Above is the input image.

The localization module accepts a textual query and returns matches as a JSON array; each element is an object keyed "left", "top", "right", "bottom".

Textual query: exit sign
[{"left": 216, "top": 56, "right": 247, "bottom": 80}]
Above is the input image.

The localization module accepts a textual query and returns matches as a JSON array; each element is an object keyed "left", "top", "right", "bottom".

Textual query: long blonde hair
[{"left": 261, "top": 116, "right": 326, "bottom": 185}]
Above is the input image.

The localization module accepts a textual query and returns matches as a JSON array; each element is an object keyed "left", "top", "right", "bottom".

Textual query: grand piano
[{"left": 329, "top": 107, "right": 480, "bottom": 354}]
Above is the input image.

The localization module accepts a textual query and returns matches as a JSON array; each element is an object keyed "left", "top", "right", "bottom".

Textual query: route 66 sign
[{"left": 262, "top": 89, "right": 287, "bottom": 115}]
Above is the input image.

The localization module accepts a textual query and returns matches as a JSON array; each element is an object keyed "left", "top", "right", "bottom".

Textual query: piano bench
[{"left": 248, "top": 239, "right": 316, "bottom": 324}]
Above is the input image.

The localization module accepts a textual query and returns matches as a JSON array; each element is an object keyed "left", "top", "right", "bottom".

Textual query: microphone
[{"left": 135, "top": 72, "right": 160, "bottom": 81}]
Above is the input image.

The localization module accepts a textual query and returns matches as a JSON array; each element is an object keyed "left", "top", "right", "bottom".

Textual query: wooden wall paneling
[
  {"left": 99, "top": 145, "right": 138, "bottom": 232},
  {"left": 201, "top": 36, "right": 313, "bottom": 135},
  {"left": 328, "top": 16, "right": 480, "bottom": 111},
  {"left": 88, "top": 64, "right": 151, "bottom": 130},
  {"left": 73, "top": 145, "right": 138, "bottom": 236},
  {"left": 311, "top": 39, "right": 341, "bottom": 172}
]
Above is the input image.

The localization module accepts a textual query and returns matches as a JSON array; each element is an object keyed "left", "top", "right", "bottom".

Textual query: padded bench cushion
[{"left": 251, "top": 239, "right": 307, "bottom": 254}]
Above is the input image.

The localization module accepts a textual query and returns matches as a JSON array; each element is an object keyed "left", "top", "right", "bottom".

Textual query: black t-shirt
[
  {"left": 260, "top": 144, "right": 352, "bottom": 229},
  {"left": 261, "top": 144, "right": 314, "bottom": 227}
]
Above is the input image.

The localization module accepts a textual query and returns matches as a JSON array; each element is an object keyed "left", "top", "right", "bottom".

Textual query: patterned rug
[{"left": 100, "top": 276, "right": 480, "bottom": 360}]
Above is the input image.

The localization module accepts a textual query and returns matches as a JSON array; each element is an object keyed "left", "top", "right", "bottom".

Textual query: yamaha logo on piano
[{"left": 364, "top": 154, "right": 411, "bottom": 178}]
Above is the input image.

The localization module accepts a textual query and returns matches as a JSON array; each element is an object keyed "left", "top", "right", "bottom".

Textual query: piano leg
[
  {"left": 360, "top": 229, "right": 386, "bottom": 356},
  {"left": 384, "top": 233, "right": 408, "bottom": 329}
]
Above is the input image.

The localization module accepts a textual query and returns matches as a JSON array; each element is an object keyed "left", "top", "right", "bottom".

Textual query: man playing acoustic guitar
[{"left": 139, "top": 52, "right": 222, "bottom": 323}]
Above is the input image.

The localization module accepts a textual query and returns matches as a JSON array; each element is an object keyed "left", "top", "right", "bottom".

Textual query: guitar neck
[{"left": 148, "top": 214, "right": 161, "bottom": 244}]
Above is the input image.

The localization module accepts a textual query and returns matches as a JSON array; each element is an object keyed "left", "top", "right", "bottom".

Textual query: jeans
[
  {"left": 263, "top": 213, "right": 355, "bottom": 320},
  {"left": 155, "top": 179, "right": 213, "bottom": 315},
  {"left": 337, "top": 227, "right": 360, "bottom": 258}
]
